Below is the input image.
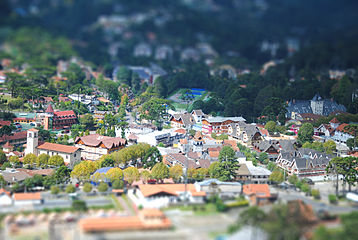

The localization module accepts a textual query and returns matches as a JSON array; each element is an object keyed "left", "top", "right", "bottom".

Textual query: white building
[
  {"left": 13, "top": 192, "right": 42, "bottom": 206},
  {"left": 25, "top": 129, "right": 81, "bottom": 167},
  {"left": 0, "top": 189, "right": 12, "bottom": 206}
]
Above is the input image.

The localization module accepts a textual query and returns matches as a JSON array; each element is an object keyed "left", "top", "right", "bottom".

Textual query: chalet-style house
[
  {"left": 228, "top": 122, "right": 263, "bottom": 145},
  {"left": 243, "top": 184, "right": 276, "bottom": 206},
  {"left": 75, "top": 134, "right": 127, "bottom": 161},
  {"left": 25, "top": 129, "right": 81, "bottom": 167},
  {"left": 253, "top": 139, "right": 296, "bottom": 160},
  {"left": 275, "top": 149, "right": 333, "bottom": 178},
  {"left": 43, "top": 104, "right": 78, "bottom": 130},
  {"left": 202, "top": 116, "right": 246, "bottom": 134},
  {"left": 316, "top": 118, "right": 354, "bottom": 146},
  {"left": 169, "top": 113, "right": 194, "bottom": 129},
  {"left": 194, "top": 179, "right": 242, "bottom": 199},
  {"left": 236, "top": 161, "right": 271, "bottom": 184},
  {"left": 286, "top": 93, "right": 346, "bottom": 119}
]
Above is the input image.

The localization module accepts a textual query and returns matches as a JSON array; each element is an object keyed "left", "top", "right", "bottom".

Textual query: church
[
  {"left": 286, "top": 93, "right": 346, "bottom": 119},
  {"left": 25, "top": 129, "right": 81, "bottom": 167}
]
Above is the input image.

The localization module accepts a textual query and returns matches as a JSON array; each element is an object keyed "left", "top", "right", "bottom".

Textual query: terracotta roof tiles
[
  {"left": 13, "top": 192, "right": 42, "bottom": 201},
  {"left": 37, "top": 142, "right": 79, "bottom": 154}
]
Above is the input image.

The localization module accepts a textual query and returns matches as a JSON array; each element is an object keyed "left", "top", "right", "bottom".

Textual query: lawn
[{"left": 164, "top": 203, "right": 219, "bottom": 216}]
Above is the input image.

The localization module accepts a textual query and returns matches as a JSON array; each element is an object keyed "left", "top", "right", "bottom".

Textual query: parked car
[{"left": 303, "top": 178, "right": 314, "bottom": 185}]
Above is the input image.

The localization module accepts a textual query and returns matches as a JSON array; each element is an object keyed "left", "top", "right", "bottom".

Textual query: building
[
  {"left": 25, "top": 129, "right": 81, "bottom": 167},
  {"left": 195, "top": 179, "right": 242, "bottom": 199},
  {"left": 0, "top": 131, "right": 27, "bottom": 146},
  {"left": 79, "top": 209, "right": 171, "bottom": 234},
  {"left": 202, "top": 117, "right": 246, "bottom": 134},
  {"left": 236, "top": 161, "right": 271, "bottom": 184},
  {"left": 169, "top": 113, "right": 194, "bottom": 129},
  {"left": 131, "top": 184, "right": 206, "bottom": 208},
  {"left": 276, "top": 149, "right": 333, "bottom": 178},
  {"left": 228, "top": 123, "right": 263, "bottom": 145},
  {"left": 286, "top": 93, "right": 346, "bottom": 118},
  {"left": 243, "top": 184, "right": 276, "bottom": 206},
  {"left": 331, "top": 123, "right": 354, "bottom": 145},
  {"left": 75, "top": 134, "right": 126, "bottom": 161},
  {"left": 0, "top": 189, "right": 12, "bottom": 206},
  {"left": 12, "top": 192, "right": 42, "bottom": 206},
  {"left": 43, "top": 104, "right": 78, "bottom": 130}
]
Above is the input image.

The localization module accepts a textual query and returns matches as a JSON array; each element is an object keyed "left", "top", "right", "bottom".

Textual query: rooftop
[{"left": 37, "top": 142, "right": 79, "bottom": 154}]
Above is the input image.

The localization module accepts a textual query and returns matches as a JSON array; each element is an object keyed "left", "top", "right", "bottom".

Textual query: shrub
[
  {"left": 226, "top": 200, "right": 250, "bottom": 208},
  {"left": 72, "top": 200, "right": 88, "bottom": 211},
  {"left": 51, "top": 185, "right": 60, "bottom": 195},
  {"left": 98, "top": 182, "right": 109, "bottom": 192},
  {"left": 311, "top": 189, "right": 320, "bottom": 199},
  {"left": 329, "top": 194, "right": 337, "bottom": 204},
  {"left": 112, "top": 180, "right": 124, "bottom": 189},
  {"left": 65, "top": 184, "right": 76, "bottom": 193},
  {"left": 83, "top": 183, "right": 93, "bottom": 193},
  {"left": 301, "top": 183, "right": 310, "bottom": 193}
]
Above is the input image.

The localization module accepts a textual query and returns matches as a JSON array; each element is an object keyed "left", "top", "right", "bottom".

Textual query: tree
[
  {"left": 66, "top": 184, "right": 76, "bottom": 193},
  {"left": 55, "top": 166, "right": 71, "bottom": 183},
  {"left": 48, "top": 155, "right": 64, "bottom": 166},
  {"left": 151, "top": 162, "right": 169, "bottom": 183},
  {"left": 123, "top": 167, "right": 140, "bottom": 185},
  {"left": 344, "top": 124, "right": 358, "bottom": 149},
  {"left": 141, "top": 170, "right": 151, "bottom": 183},
  {"left": 169, "top": 165, "right": 183, "bottom": 182},
  {"left": 80, "top": 114, "right": 95, "bottom": 130},
  {"left": 0, "top": 125, "right": 13, "bottom": 137},
  {"left": 83, "top": 182, "right": 93, "bottom": 193},
  {"left": 72, "top": 200, "right": 88, "bottom": 211},
  {"left": 0, "top": 175, "right": 6, "bottom": 188},
  {"left": 140, "top": 98, "right": 173, "bottom": 123},
  {"left": 51, "top": 185, "right": 60, "bottom": 195},
  {"left": 98, "top": 182, "right": 109, "bottom": 192},
  {"left": 265, "top": 121, "right": 276, "bottom": 134},
  {"left": 23, "top": 153, "right": 37, "bottom": 166},
  {"left": 297, "top": 123, "right": 314, "bottom": 145},
  {"left": 258, "top": 152, "right": 268, "bottom": 164},
  {"left": 106, "top": 168, "right": 123, "bottom": 182},
  {"left": 0, "top": 150, "right": 7, "bottom": 165},
  {"left": 229, "top": 206, "right": 266, "bottom": 235},
  {"left": 208, "top": 162, "right": 220, "bottom": 178},
  {"left": 71, "top": 161, "right": 98, "bottom": 181},
  {"left": 194, "top": 168, "right": 208, "bottom": 181},
  {"left": 36, "top": 153, "right": 49, "bottom": 167},
  {"left": 288, "top": 175, "right": 298, "bottom": 185},
  {"left": 142, "top": 147, "right": 162, "bottom": 169},
  {"left": 217, "top": 146, "right": 239, "bottom": 181},
  {"left": 269, "top": 170, "right": 284, "bottom": 183},
  {"left": 9, "top": 156, "right": 20, "bottom": 167},
  {"left": 112, "top": 179, "right": 124, "bottom": 189},
  {"left": 323, "top": 140, "right": 336, "bottom": 154}
]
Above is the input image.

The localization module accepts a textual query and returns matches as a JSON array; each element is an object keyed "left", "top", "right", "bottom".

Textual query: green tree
[
  {"left": 217, "top": 146, "right": 239, "bottom": 181},
  {"left": 55, "top": 166, "right": 71, "bottom": 183},
  {"left": 23, "top": 153, "right": 37, "bottom": 166},
  {"left": 0, "top": 150, "right": 7, "bottom": 165},
  {"left": 83, "top": 182, "right": 93, "bottom": 193},
  {"left": 71, "top": 161, "right": 99, "bottom": 181},
  {"left": 323, "top": 140, "right": 336, "bottom": 154},
  {"left": 112, "top": 179, "right": 124, "bottom": 189},
  {"left": 169, "top": 165, "right": 183, "bottom": 182},
  {"left": 151, "top": 162, "right": 169, "bottom": 183},
  {"left": 51, "top": 185, "right": 60, "bottom": 195},
  {"left": 0, "top": 175, "right": 6, "bottom": 188},
  {"left": 48, "top": 155, "right": 64, "bottom": 166},
  {"left": 288, "top": 175, "right": 298, "bottom": 185},
  {"left": 9, "top": 155, "right": 20, "bottom": 167},
  {"left": 72, "top": 200, "right": 88, "bottom": 211},
  {"left": 269, "top": 170, "right": 284, "bottom": 183},
  {"left": 297, "top": 123, "right": 314, "bottom": 145},
  {"left": 194, "top": 168, "right": 208, "bottom": 181},
  {"left": 344, "top": 124, "right": 358, "bottom": 149},
  {"left": 142, "top": 147, "right": 162, "bottom": 169},
  {"left": 66, "top": 184, "right": 76, "bottom": 193},
  {"left": 80, "top": 114, "right": 95, "bottom": 130},
  {"left": 140, "top": 98, "right": 173, "bottom": 123},
  {"left": 265, "top": 121, "right": 276, "bottom": 134},
  {"left": 36, "top": 153, "right": 49, "bottom": 167},
  {"left": 98, "top": 182, "right": 109, "bottom": 192},
  {"left": 208, "top": 162, "right": 220, "bottom": 178},
  {"left": 100, "top": 155, "right": 115, "bottom": 168},
  {"left": 140, "top": 170, "right": 151, "bottom": 183},
  {"left": 106, "top": 168, "right": 123, "bottom": 182},
  {"left": 123, "top": 167, "right": 140, "bottom": 185}
]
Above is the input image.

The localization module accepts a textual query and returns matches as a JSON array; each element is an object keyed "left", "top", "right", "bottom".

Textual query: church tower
[
  {"left": 193, "top": 131, "right": 204, "bottom": 153},
  {"left": 25, "top": 128, "right": 39, "bottom": 155},
  {"left": 311, "top": 93, "right": 324, "bottom": 115}
]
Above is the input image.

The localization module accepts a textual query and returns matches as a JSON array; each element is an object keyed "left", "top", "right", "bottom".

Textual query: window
[{"left": 74, "top": 154, "right": 76, "bottom": 157}]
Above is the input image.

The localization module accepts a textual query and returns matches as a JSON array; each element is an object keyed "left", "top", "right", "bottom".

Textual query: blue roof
[
  {"left": 191, "top": 88, "right": 205, "bottom": 92},
  {"left": 93, "top": 167, "right": 113, "bottom": 174}
]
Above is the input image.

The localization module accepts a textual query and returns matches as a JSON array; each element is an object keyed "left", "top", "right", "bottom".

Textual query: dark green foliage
[{"left": 72, "top": 200, "right": 88, "bottom": 211}]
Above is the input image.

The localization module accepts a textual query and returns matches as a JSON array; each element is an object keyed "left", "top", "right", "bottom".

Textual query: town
[{"left": 1, "top": 1, "right": 358, "bottom": 240}]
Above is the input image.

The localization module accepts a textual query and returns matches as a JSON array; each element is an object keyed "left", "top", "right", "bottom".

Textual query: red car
[{"left": 147, "top": 179, "right": 157, "bottom": 184}]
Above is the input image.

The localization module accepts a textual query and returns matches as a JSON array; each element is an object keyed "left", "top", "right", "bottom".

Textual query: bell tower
[{"left": 25, "top": 128, "right": 39, "bottom": 155}]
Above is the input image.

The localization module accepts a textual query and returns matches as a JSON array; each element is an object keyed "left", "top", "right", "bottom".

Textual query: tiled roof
[
  {"left": 336, "top": 123, "right": 351, "bottom": 134},
  {"left": 98, "top": 97, "right": 110, "bottom": 103},
  {"left": 75, "top": 134, "right": 126, "bottom": 149},
  {"left": 37, "top": 142, "right": 79, "bottom": 153},
  {"left": 0, "top": 131, "right": 27, "bottom": 143},
  {"left": 329, "top": 117, "right": 340, "bottom": 124},
  {"left": 13, "top": 192, "right": 42, "bottom": 201},
  {"left": 206, "top": 116, "right": 246, "bottom": 123},
  {"left": 0, "top": 188, "right": 10, "bottom": 196},
  {"left": 0, "top": 120, "right": 11, "bottom": 126},
  {"left": 174, "top": 128, "right": 186, "bottom": 134},
  {"left": 45, "top": 104, "right": 54, "bottom": 113},
  {"left": 27, "top": 128, "right": 39, "bottom": 132},
  {"left": 138, "top": 184, "right": 206, "bottom": 197},
  {"left": 243, "top": 184, "right": 271, "bottom": 198},
  {"left": 54, "top": 110, "right": 76, "bottom": 118},
  {"left": 3, "top": 141, "right": 12, "bottom": 148}
]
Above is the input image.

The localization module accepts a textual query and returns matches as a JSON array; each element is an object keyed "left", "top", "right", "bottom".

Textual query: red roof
[
  {"left": 0, "top": 131, "right": 27, "bottom": 143},
  {"left": 0, "top": 120, "right": 11, "bottom": 126},
  {"left": 45, "top": 104, "right": 54, "bottom": 113},
  {"left": 0, "top": 188, "right": 10, "bottom": 197},
  {"left": 3, "top": 141, "right": 12, "bottom": 148},
  {"left": 329, "top": 117, "right": 340, "bottom": 124},
  {"left": 37, "top": 142, "right": 79, "bottom": 154},
  {"left": 28, "top": 128, "right": 39, "bottom": 132},
  {"left": 138, "top": 184, "right": 205, "bottom": 197},
  {"left": 13, "top": 192, "right": 42, "bottom": 201},
  {"left": 336, "top": 123, "right": 352, "bottom": 134},
  {"left": 75, "top": 134, "right": 126, "bottom": 149},
  {"left": 243, "top": 184, "right": 271, "bottom": 198},
  {"left": 54, "top": 110, "right": 76, "bottom": 118}
]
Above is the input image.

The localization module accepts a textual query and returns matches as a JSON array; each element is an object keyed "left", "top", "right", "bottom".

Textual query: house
[
  {"left": 0, "top": 120, "right": 11, "bottom": 127},
  {"left": 75, "top": 134, "right": 127, "bottom": 161},
  {"left": 169, "top": 113, "right": 194, "bottom": 129},
  {"left": 132, "top": 184, "right": 206, "bottom": 208},
  {"left": 58, "top": 96, "right": 71, "bottom": 103},
  {"left": 155, "top": 45, "right": 173, "bottom": 60},
  {"left": 276, "top": 149, "right": 333, "bottom": 178},
  {"left": 78, "top": 209, "right": 171, "bottom": 233},
  {"left": 0, "top": 131, "right": 27, "bottom": 146},
  {"left": 133, "top": 43, "right": 152, "bottom": 57},
  {"left": 202, "top": 116, "right": 246, "bottom": 134},
  {"left": 0, "top": 189, "right": 12, "bottom": 206},
  {"left": 0, "top": 169, "right": 33, "bottom": 184},
  {"left": 236, "top": 161, "right": 271, "bottom": 184},
  {"left": 25, "top": 129, "right": 81, "bottom": 167},
  {"left": 12, "top": 192, "right": 42, "bottom": 206},
  {"left": 43, "top": 104, "right": 78, "bottom": 130},
  {"left": 164, "top": 153, "right": 207, "bottom": 170},
  {"left": 286, "top": 93, "right": 346, "bottom": 118},
  {"left": 194, "top": 179, "right": 242, "bottom": 199},
  {"left": 331, "top": 123, "right": 354, "bottom": 145},
  {"left": 228, "top": 123, "right": 263, "bottom": 145},
  {"left": 180, "top": 47, "right": 200, "bottom": 62},
  {"left": 243, "top": 184, "right": 276, "bottom": 206}
]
